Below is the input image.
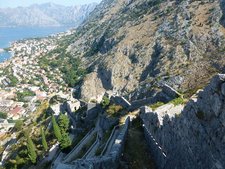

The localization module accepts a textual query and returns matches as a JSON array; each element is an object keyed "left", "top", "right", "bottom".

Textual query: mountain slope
[
  {"left": 0, "top": 3, "right": 97, "bottom": 27},
  {"left": 61, "top": 0, "right": 225, "bottom": 101}
]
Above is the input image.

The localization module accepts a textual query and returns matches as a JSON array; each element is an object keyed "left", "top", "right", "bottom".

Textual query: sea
[{"left": 0, "top": 26, "right": 71, "bottom": 62}]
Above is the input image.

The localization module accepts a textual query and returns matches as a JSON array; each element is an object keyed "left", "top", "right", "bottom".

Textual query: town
[{"left": 0, "top": 29, "right": 76, "bottom": 156}]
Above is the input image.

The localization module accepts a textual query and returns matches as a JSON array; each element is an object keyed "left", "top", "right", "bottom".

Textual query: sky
[{"left": 0, "top": 0, "right": 102, "bottom": 8}]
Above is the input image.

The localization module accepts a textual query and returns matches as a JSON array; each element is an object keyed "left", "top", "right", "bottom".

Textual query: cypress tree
[
  {"left": 60, "top": 131, "right": 72, "bottom": 150},
  {"left": 58, "top": 113, "right": 70, "bottom": 132},
  {"left": 57, "top": 113, "right": 71, "bottom": 150},
  {"left": 41, "top": 127, "right": 48, "bottom": 151},
  {"left": 27, "top": 136, "right": 37, "bottom": 164},
  {"left": 52, "top": 115, "right": 62, "bottom": 141}
]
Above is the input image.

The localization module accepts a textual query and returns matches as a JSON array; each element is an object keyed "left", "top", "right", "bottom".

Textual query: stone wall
[
  {"left": 161, "top": 84, "right": 181, "bottom": 99},
  {"left": 141, "top": 106, "right": 177, "bottom": 169},
  {"left": 98, "top": 115, "right": 118, "bottom": 131},
  {"left": 111, "top": 96, "right": 131, "bottom": 109},
  {"left": 130, "top": 84, "right": 180, "bottom": 111},
  {"left": 141, "top": 74, "right": 225, "bottom": 169},
  {"left": 143, "top": 124, "right": 167, "bottom": 169},
  {"left": 66, "top": 100, "right": 80, "bottom": 113},
  {"left": 55, "top": 117, "right": 130, "bottom": 169},
  {"left": 130, "top": 97, "right": 156, "bottom": 111},
  {"left": 62, "top": 129, "right": 96, "bottom": 163},
  {"left": 85, "top": 103, "right": 100, "bottom": 122},
  {"left": 101, "top": 125, "right": 119, "bottom": 156}
]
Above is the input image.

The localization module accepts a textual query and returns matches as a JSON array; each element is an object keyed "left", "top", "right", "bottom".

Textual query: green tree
[
  {"left": 101, "top": 96, "right": 110, "bottom": 108},
  {"left": 16, "top": 89, "right": 35, "bottom": 102},
  {"left": 41, "top": 127, "right": 48, "bottom": 151},
  {"left": 60, "top": 131, "right": 72, "bottom": 150},
  {"left": 8, "top": 75, "right": 18, "bottom": 87},
  {"left": 58, "top": 113, "right": 70, "bottom": 132},
  {"left": 57, "top": 113, "right": 71, "bottom": 150},
  {"left": 26, "top": 136, "right": 37, "bottom": 164},
  {"left": 0, "top": 112, "right": 7, "bottom": 119},
  {"left": 15, "top": 155, "right": 27, "bottom": 168},
  {"left": 14, "top": 120, "right": 23, "bottom": 131},
  {"left": 52, "top": 115, "right": 62, "bottom": 141}
]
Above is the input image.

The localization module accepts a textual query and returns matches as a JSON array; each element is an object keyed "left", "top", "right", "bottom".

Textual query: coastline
[
  {"left": 0, "top": 45, "right": 14, "bottom": 64},
  {"left": 0, "top": 26, "right": 72, "bottom": 64}
]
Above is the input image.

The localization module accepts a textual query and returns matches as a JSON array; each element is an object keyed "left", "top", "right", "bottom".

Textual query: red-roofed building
[
  {"left": 35, "top": 90, "right": 47, "bottom": 101},
  {"left": 9, "top": 106, "right": 25, "bottom": 120}
]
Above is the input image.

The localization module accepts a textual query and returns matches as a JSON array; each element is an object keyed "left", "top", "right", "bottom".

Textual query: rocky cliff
[
  {"left": 59, "top": 0, "right": 225, "bottom": 101},
  {"left": 0, "top": 3, "right": 97, "bottom": 27},
  {"left": 141, "top": 74, "right": 225, "bottom": 169}
]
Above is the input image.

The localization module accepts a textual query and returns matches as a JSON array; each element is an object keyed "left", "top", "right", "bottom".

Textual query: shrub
[
  {"left": 106, "top": 104, "right": 123, "bottom": 117},
  {"left": 16, "top": 89, "right": 35, "bottom": 102},
  {"left": 169, "top": 97, "right": 186, "bottom": 106},
  {"left": 101, "top": 96, "right": 110, "bottom": 108}
]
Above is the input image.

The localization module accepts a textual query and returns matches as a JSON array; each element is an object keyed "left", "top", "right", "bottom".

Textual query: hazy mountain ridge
[{"left": 0, "top": 3, "right": 97, "bottom": 27}]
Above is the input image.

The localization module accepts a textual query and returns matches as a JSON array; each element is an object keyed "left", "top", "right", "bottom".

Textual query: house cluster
[
  {"left": 11, "top": 38, "right": 56, "bottom": 57},
  {"left": 0, "top": 90, "right": 25, "bottom": 120},
  {"left": 0, "top": 33, "right": 69, "bottom": 94},
  {"left": 51, "top": 29, "right": 75, "bottom": 39}
]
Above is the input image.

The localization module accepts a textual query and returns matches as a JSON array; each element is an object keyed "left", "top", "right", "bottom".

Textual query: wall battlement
[{"left": 141, "top": 74, "right": 225, "bottom": 169}]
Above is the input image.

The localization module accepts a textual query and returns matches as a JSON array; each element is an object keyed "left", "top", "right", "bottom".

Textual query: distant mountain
[{"left": 0, "top": 3, "right": 97, "bottom": 27}]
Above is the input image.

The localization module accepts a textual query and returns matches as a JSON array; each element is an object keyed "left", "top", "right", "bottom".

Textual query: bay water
[{"left": 0, "top": 26, "right": 71, "bottom": 62}]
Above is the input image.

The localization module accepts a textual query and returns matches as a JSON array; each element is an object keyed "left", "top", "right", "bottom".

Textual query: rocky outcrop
[
  {"left": 79, "top": 72, "right": 106, "bottom": 102},
  {"left": 141, "top": 74, "right": 225, "bottom": 169}
]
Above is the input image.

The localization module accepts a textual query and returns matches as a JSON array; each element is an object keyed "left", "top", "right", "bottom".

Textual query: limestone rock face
[
  {"left": 141, "top": 74, "right": 225, "bottom": 169},
  {"left": 80, "top": 72, "right": 105, "bottom": 102},
  {"left": 66, "top": 0, "right": 225, "bottom": 100}
]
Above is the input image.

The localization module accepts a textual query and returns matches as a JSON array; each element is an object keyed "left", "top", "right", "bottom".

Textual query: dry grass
[
  {"left": 189, "top": 2, "right": 215, "bottom": 35},
  {"left": 120, "top": 117, "right": 156, "bottom": 169}
]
